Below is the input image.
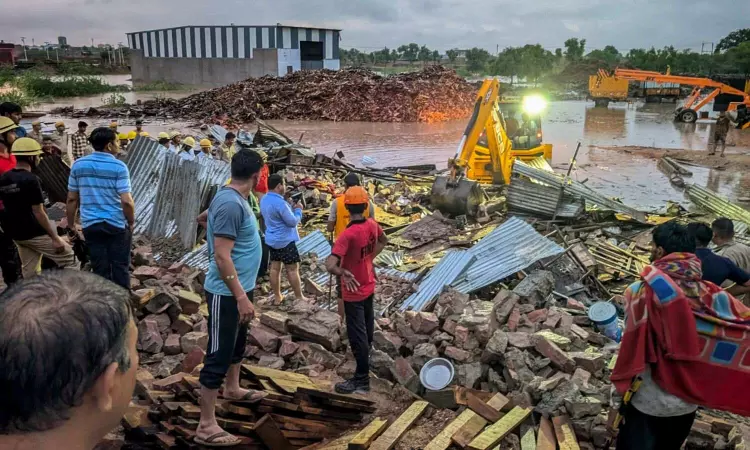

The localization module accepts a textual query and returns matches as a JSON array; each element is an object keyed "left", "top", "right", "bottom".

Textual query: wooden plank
[
  {"left": 451, "top": 415, "right": 488, "bottom": 448},
  {"left": 297, "top": 391, "right": 378, "bottom": 413},
  {"left": 466, "top": 393, "right": 502, "bottom": 423},
  {"left": 467, "top": 407, "right": 532, "bottom": 450},
  {"left": 270, "top": 377, "right": 320, "bottom": 395},
  {"left": 423, "top": 388, "right": 458, "bottom": 409},
  {"left": 552, "top": 415, "right": 580, "bottom": 450},
  {"left": 179, "top": 403, "right": 201, "bottom": 419},
  {"left": 297, "top": 386, "right": 376, "bottom": 408},
  {"left": 424, "top": 393, "right": 509, "bottom": 450},
  {"left": 520, "top": 425, "right": 536, "bottom": 450},
  {"left": 299, "top": 432, "right": 360, "bottom": 450},
  {"left": 255, "top": 414, "right": 294, "bottom": 450},
  {"left": 348, "top": 418, "right": 389, "bottom": 450},
  {"left": 454, "top": 386, "right": 495, "bottom": 406},
  {"left": 271, "top": 414, "right": 340, "bottom": 433},
  {"left": 155, "top": 433, "right": 176, "bottom": 450},
  {"left": 369, "top": 401, "right": 429, "bottom": 450},
  {"left": 122, "top": 405, "right": 152, "bottom": 431},
  {"left": 537, "top": 416, "right": 556, "bottom": 450}
]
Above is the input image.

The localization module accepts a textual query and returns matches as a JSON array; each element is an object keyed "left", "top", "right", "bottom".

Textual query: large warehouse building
[{"left": 126, "top": 24, "right": 341, "bottom": 87}]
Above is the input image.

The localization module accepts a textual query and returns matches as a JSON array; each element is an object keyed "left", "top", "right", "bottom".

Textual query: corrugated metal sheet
[
  {"left": 35, "top": 155, "right": 70, "bottom": 204},
  {"left": 524, "top": 156, "right": 554, "bottom": 173},
  {"left": 451, "top": 216, "right": 564, "bottom": 293},
  {"left": 513, "top": 160, "right": 648, "bottom": 223},
  {"left": 180, "top": 243, "right": 210, "bottom": 270},
  {"left": 685, "top": 184, "right": 750, "bottom": 225},
  {"left": 399, "top": 250, "right": 475, "bottom": 312},
  {"left": 125, "top": 136, "right": 231, "bottom": 248},
  {"left": 296, "top": 230, "right": 332, "bottom": 260},
  {"left": 506, "top": 178, "right": 584, "bottom": 219}
]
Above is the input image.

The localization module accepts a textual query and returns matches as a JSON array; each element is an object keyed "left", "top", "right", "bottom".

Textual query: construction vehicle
[
  {"left": 589, "top": 69, "right": 629, "bottom": 107},
  {"left": 614, "top": 68, "right": 750, "bottom": 128},
  {"left": 430, "top": 79, "right": 553, "bottom": 216}
]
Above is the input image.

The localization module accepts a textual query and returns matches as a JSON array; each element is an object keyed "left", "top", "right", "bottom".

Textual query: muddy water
[
  {"left": 267, "top": 101, "right": 750, "bottom": 210},
  {"left": 36, "top": 90, "right": 750, "bottom": 211}
]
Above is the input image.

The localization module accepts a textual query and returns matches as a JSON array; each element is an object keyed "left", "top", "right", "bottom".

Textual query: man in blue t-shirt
[{"left": 194, "top": 150, "right": 267, "bottom": 447}]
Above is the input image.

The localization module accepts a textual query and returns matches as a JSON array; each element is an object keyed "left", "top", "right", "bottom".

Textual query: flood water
[{"left": 35, "top": 84, "right": 750, "bottom": 212}]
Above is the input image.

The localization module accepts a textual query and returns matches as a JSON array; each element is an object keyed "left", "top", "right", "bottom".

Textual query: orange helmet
[{"left": 344, "top": 186, "right": 369, "bottom": 205}]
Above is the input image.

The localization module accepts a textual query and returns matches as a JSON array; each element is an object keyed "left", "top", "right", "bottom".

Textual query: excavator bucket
[{"left": 430, "top": 175, "right": 485, "bottom": 217}]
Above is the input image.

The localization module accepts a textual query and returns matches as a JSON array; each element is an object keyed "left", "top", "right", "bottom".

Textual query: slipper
[
  {"left": 226, "top": 389, "right": 268, "bottom": 404},
  {"left": 194, "top": 431, "right": 241, "bottom": 447}
]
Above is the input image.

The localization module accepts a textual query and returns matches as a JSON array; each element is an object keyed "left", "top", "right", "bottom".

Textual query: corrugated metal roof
[
  {"left": 126, "top": 136, "right": 168, "bottom": 235},
  {"left": 35, "top": 155, "right": 70, "bottom": 204},
  {"left": 685, "top": 184, "right": 750, "bottom": 225},
  {"left": 524, "top": 156, "right": 554, "bottom": 173},
  {"left": 399, "top": 250, "right": 475, "bottom": 312},
  {"left": 296, "top": 230, "right": 332, "bottom": 260},
  {"left": 451, "top": 216, "right": 564, "bottom": 294},
  {"left": 513, "top": 160, "right": 648, "bottom": 223},
  {"left": 506, "top": 178, "right": 584, "bottom": 219}
]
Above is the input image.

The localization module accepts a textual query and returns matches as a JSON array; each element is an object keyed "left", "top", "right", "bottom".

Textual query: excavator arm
[
  {"left": 449, "top": 79, "right": 501, "bottom": 177},
  {"left": 614, "top": 68, "right": 750, "bottom": 126}
]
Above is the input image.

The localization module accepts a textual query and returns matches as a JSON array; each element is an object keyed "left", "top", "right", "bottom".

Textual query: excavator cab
[{"left": 430, "top": 80, "right": 553, "bottom": 217}]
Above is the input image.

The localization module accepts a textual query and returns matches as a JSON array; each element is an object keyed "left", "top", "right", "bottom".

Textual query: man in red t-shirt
[
  {"left": 253, "top": 150, "right": 270, "bottom": 201},
  {"left": 326, "top": 186, "right": 387, "bottom": 394}
]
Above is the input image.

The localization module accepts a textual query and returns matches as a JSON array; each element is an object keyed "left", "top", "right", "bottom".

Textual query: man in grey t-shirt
[{"left": 194, "top": 150, "right": 267, "bottom": 447}]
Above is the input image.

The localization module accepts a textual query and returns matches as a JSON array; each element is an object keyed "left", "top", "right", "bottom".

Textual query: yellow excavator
[{"left": 431, "top": 79, "right": 553, "bottom": 216}]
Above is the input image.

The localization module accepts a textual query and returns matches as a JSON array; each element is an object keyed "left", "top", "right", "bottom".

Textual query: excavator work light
[{"left": 522, "top": 95, "right": 547, "bottom": 115}]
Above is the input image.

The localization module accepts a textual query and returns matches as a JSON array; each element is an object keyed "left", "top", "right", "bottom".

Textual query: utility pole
[
  {"left": 20, "top": 37, "right": 28, "bottom": 61},
  {"left": 55, "top": 48, "right": 59, "bottom": 62},
  {"left": 45, "top": 42, "right": 50, "bottom": 60}
]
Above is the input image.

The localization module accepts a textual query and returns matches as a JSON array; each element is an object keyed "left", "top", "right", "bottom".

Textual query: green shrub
[
  {"left": 0, "top": 90, "right": 38, "bottom": 108},
  {"left": 102, "top": 93, "right": 127, "bottom": 106},
  {"left": 16, "top": 72, "right": 130, "bottom": 98},
  {"left": 135, "top": 80, "right": 184, "bottom": 91}
]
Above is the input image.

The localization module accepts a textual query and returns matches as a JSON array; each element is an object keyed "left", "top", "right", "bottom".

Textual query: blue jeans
[{"left": 83, "top": 222, "right": 131, "bottom": 289}]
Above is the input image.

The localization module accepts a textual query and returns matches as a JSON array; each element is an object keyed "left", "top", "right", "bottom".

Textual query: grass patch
[
  {"left": 135, "top": 80, "right": 184, "bottom": 91},
  {"left": 0, "top": 90, "right": 38, "bottom": 109},
  {"left": 15, "top": 72, "right": 130, "bottom": 98},
  {"left": 102, "top": 93, "right": 127, "bottom": 106}
]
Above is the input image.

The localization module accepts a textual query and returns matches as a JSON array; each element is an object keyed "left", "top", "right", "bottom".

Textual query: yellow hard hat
[
  {"left": 127, "top": 131, "right": 137, "bottom": 140},
  {"left": 11, "top": 137, "right": 43, "bottom": 156},
  {"left": 31, "top": 120, "right": 41, "bottom": 126},
  {"left": 109, "top": 122, "right": 118, "bottom": 128},
  {"left": 55, "top": 121, "right": 65, "bottom": 128},
  {"left": 199, "top": 138, "right": 212, "bottom": 148},
  {"left": 183, "top": 136, "right": 196, "bottom": 147},
  {"left": 158, "top": 132, "right": 170, "bottom": 139},
  {"left": 169, "top": 130, "right": 181, "bottom": 139},
  {"left": 118, "top": 133, "right": 129, "bottom": 140},
  {"left": 140, "top": 131, "right": 150, "bottom": 137},
  {"left": 0, "top": 117, "right": 19, "bottom": 134}
]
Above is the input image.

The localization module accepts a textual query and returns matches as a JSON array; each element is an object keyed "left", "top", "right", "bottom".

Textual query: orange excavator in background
[{"left": 614, "top": 68, "right": 750, "bottom": 129}]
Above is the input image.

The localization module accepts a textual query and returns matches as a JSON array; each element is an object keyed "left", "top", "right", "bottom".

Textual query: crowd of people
[{"left": 5, "top": 101, "right": 750, "bottom": 449}]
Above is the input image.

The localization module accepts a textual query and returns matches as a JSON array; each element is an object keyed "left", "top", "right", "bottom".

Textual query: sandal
[
  {"left": 194, "top": 431, "right": 241, "bottom": 447},
  {"left": 225, "top": 389, "right": 268, "bottom": 403}
]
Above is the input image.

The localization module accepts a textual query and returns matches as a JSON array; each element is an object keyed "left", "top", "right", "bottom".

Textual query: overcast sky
[{"left": 1, "top": 0, "right": 748, "bottom": 54}]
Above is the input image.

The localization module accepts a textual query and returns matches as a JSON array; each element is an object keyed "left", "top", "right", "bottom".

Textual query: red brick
[
  {"left": 527, "top": 308, "right": 549, "bottom": 323},
  {"left": 182, "top": 347, "right": 205, "bottom": 373},
  {"left": 507, "top": 306, "right": 521, "bottom": 331},
  {"left": 444, "top": 346, "right": 472, "bottom": 362},
  {"left": 534, "top": 335, "right": 575, "bottom": 373},
  {"left": 566, "top": 298, "right": 586, "bottom": 312},
  {"left": 133, "top": 266, "right": 162, "bottom": 281},
  {"left": 493, "top": 289, "right": 519, "bottom": 324}
]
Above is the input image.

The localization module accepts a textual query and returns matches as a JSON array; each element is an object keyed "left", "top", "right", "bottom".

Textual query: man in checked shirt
[{"left": 70, "top": 121, "right": 90, "bottom": 161}]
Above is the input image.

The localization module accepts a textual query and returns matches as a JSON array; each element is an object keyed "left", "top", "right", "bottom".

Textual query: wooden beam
[
  {"left": 520, "top": 425, "right": 536, "bottom": 450},
  {"left": 255, "top": 414, "right": 294, "bottom": 450},
  {"left": 348, "top": 418, "right": 389, "bottom": 450},
  {"left": 369, "top": 401, "right": 429, "bottom": 450},
  {"left": 466, "top": 393, "right": 503, "bottom": 423},
  {"left": 424, "top": 393, "right": 510, "bottom": 450},
  {"left": 451, "top": 415, "right": 488, "bottom": 448},
  {"left": 466, "top": 407, "right": 532, "bottom": 450},
  {"left": 552, "top": 415, "right": 580, "bottom": 450},
  {"left": 537, "top": 417, "right": 556, "bottom": 450}
]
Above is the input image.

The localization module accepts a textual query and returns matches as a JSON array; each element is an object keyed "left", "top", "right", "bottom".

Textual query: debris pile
[{"left": 53, "top": 66, "right": 476, "bottom": 124}]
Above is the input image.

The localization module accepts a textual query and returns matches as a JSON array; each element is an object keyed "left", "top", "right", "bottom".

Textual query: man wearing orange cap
[{"left": 325, "top": 186, "right": 388, "bottom": 394}]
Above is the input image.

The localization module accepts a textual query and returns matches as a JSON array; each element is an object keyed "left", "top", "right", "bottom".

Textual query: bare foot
[
  {"left": 224, "top": 387, "right": 268, "bottom": 402},
  {"left": 271, "top": 294, "right": 283, "bottom": 305},
  {"left": 195, "top": 423, "right": 240, "bottom": 446},
  {"left": 297, "top": 295, "right": 310, "bottom": 302}
]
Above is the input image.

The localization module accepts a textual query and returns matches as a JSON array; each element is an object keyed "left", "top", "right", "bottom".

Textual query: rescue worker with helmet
[
  {"left": 325, "top": 186, "right": 388, "bottom": 394},
  {"left": 327, "top": 173, "right": 376, "bottom": 240},
  {"left": 0, "top": 138, "right": 78, "bottom": 279}
]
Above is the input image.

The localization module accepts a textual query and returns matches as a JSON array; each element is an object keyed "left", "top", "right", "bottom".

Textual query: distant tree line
[{"left": 340, "top": 29, "right": 750, "bottom": 81}]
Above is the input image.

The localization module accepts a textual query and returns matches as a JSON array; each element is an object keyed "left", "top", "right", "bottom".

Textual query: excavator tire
[
  {"left": 430, "top": 176, "right": 485, "bottom": 217},
  {"left": 678, "top": 109, "right": 698, "bottom": 124}
]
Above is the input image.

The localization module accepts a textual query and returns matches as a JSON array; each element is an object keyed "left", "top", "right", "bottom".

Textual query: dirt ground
[{"left": 592, "top": 144, "right": 750, "bottom": 172}]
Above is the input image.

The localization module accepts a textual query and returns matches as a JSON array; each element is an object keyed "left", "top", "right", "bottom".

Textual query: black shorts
[{"left": 269, "top": 241, "right": 301, "bottom": 264}]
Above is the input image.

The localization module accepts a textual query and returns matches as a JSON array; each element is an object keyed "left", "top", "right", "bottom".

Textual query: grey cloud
[{"left": 0, "top": 0, "right": 748, "bottom": 54}]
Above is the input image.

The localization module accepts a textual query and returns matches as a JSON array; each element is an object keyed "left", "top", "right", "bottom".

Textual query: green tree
[
  {"left": 418, "top": 45, "right": 432, "bottom": 64},
  {"left": 725, "top": 42, "right": 750, "bottom": 75},
  {"left": 398, "top": 43, "right": 420, "bottom": 63},
  {"left": 564, "top": 38, "right": 586, "bottom": 60},
  {"left": 466, "top": 47, "right": 492, "bottom": 73},
  {"left": 446, "top": 48, "right": 459, "bottom": 64},
  {"left": 716, "top": 29, "right": 750, "bottom": 53},
  {"left": 554, "top": 48, "right": 563, "bottom": 59},
  {"left": 517, "top": 44, "right": 554, "bottom": 85},
  {"left": 490, "top": 47, "right": 521, "bottom": 84},
  {"left": 432, "top": 50, "right": 441, "bottom": 63},
  {"left": 586, "top": 45, "right": 620, "bottom": 67}
]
